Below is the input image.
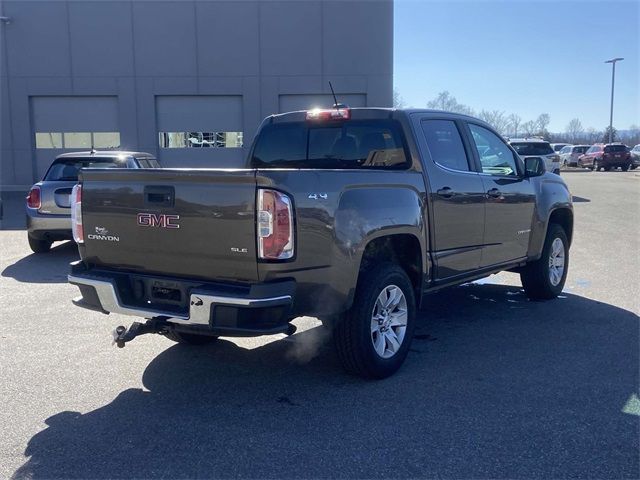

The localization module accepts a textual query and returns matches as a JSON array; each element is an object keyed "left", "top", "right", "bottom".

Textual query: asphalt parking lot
[{"left": 1, "top": 171, "right": 638, "bottom": 479}]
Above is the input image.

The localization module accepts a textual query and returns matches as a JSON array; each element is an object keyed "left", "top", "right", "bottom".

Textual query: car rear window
[
  {"left": 250, "top": 120, "right": 408, "bottom": 169},
  {"left": 510, "top": 142, "right": 554, "bottom": 156},
  {"left": 136, "top": 157, "right": 161, "bottom": 168},
  {"left": 44, "top": 157, "right": 129, "bottom": 181},
  {"left": 604, "top": 145, "right": 626, "bottom": 152}
]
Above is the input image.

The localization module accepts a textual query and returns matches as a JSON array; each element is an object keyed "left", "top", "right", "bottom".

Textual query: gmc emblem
[{"left": 137, "top": 213, "right": 180, "bottom": 229}]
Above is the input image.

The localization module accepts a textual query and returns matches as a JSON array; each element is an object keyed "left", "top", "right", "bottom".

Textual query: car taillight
[
  {"left": 306, "top": 106, "right": 351, "bottom": 121},
  {"left": 71, "top": 184, "right": 84, "bottom": 244},
  {"left": 257, "top": 189, "right": 294, "bottom": 260},
  {"left": 26, "top": 186, "right": 41, "bottom": 209}
]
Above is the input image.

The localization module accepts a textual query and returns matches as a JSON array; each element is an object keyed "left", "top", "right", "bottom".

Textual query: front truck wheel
[
  {"left": 28, "top": 234, "right": 52, "bottom": 253},
  {"left": 334, "top": 263, "right": 416, "bottom": 379},
  {"left": 520, "top": 224, "right": 569, "bottom": 300},
  {"left": 164, "top": 331, "right": 218, "bottom": 345}
]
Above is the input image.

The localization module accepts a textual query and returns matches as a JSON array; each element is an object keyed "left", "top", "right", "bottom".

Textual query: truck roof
[
  {"left": 268, "top": 107, "right": 488, "bottom": 125},
  {"left": 55, "top": 150, "right": 155, "bottom": 160}
]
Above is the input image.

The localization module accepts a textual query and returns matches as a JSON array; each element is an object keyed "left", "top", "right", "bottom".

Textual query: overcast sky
[{"left": 394, "top": 0, "right": 639, "bottom": 132}]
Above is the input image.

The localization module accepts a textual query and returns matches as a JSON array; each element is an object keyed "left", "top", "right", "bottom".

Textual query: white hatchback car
[{"left": 509, "top": 138, "right": 561, "bottom": 174}]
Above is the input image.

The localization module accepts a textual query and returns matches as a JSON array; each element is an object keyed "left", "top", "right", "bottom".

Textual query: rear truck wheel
[
  {"left": 164, "top": 330, "right": 218, "bottom": 345},
  {"left": 520, "top": 224, "right": 569, "bottom": 300},
  {"left": 28, "top": 234, "right": 52, "bottom": 253},
  {"left": 334, "top": 263, "right": 416, "bottom": 379}
]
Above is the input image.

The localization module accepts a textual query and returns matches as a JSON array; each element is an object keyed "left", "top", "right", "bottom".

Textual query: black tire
[
  {"left": 593, "top": 160, "right": 600, "bottom": 171},
  {"left": 28, "top": 234, "right": 51, "bottom": 253},
  {"left": 520, "top": 224, "right": 569, "bottom": 300},
  {"left": 164, "top": 330, "right": 218, "bottom": 345},
  {"left": 334, "top": 262, "right": 416, "bottom": 379},
  {"left": 631, "top": 165, "right": 638, "bottom": 170}
]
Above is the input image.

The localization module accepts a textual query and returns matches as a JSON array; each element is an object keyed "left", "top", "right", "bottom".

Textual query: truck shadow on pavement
[
  {"left": 2, "top": 241, "right": 78, "bottom": 283},
  {"left": 12, "top": 284, "right": 639, "bottom": 479}
]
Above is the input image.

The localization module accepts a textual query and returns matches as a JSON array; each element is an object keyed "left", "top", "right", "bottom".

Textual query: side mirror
[{"left": 524, "top": 156, "right": 545, "bottom": 177}]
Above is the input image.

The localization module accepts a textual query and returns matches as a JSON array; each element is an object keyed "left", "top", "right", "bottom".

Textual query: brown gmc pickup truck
[{"left": 68, "top": 107, "right": 573, "bottom": 378}]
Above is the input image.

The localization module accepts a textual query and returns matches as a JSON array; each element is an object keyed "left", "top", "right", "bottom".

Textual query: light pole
[{"left": 605, "top": 57, "right": 624, "bottom": 143}]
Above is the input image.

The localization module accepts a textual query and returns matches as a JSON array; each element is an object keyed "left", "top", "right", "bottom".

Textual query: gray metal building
[{"left": 0, "top": 0, "right": 393, "bottom": 226}]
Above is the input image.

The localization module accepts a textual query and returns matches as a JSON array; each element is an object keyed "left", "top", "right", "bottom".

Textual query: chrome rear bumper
[{"left": 68, "top": 273, "right": 293, "bottom": 331}]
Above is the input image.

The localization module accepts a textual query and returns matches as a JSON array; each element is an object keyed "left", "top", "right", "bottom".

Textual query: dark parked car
[
  {"left": 68, "top": 108, "right": 573, "bottom": 379},
  {"left": 577, "top": 143, "right": 632, "bottom": 171},
  {"left": 26, "top": 151, "right": 160, "bottom": 253}
]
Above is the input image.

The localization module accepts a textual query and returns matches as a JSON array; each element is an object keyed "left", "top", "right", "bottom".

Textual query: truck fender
[{"left": 527, "top": 174, "right": 573, "bottom": 261}]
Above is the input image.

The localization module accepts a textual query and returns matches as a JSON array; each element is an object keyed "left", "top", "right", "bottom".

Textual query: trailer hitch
[{"left": 112, "top": 319, "right": 166, "bottom": 348}]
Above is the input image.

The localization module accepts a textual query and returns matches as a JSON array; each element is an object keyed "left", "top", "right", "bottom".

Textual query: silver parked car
[
  {"left": 559, "top": 144, "right": 590, "bottom": 167},
  {"left": 26, "top": 150, "right": 160, "bottom": 253},
  {"left": 630, "top": 144, "right": 640, "bottom": 170}
]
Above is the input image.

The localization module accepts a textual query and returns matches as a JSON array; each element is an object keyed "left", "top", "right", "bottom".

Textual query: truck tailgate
[{"left": 80, "top": 169, "right": 258, "bottom": 282}]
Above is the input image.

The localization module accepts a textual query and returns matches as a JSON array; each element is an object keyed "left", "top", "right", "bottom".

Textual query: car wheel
[
  {"left": 334, "top": 262, "right": 416, "bottom": 379},
  {"left": 164, "top": 330, "right": 218, "bottom": 345},
  {"left": 593, "top": 160, "right": 600, "bottom": 171},
  {"left": 28, "top": 234, "right": 52, "bottom": 253},
  {"left": 520, "top": 224, "right": 569, "bottom": 300}
]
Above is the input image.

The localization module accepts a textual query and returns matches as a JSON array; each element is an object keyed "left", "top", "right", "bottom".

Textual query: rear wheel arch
[{"left": 357, "top": 234, "right": 424, "bottom": 301}]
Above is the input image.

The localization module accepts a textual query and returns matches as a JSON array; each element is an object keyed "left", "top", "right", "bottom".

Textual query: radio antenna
[{"left": 329, "top": 81, "right": 339, "bottom": 108}]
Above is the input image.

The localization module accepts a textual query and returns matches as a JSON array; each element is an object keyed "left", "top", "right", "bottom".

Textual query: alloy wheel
[
  {"left": 548, "top": 238, "right": 565, "bottom": 287},
  {"left": 370, "top": 285, "right": 408, "bottom": 359}
]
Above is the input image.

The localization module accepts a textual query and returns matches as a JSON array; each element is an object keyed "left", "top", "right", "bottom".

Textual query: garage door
[
  {"left": 279, "top": 94, "right": 366, "bottom": 113},
  {"left": 155, "top": 95, "right": 244, "bottom": 168},
  {"left": 31, "top": 96, "right": 120, "bottom": 179}
]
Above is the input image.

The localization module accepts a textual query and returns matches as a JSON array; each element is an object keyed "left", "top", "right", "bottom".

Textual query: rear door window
[
  {"left": 420, "top": 120, "right": 470, "bottom": 172},
  {"left": 251, "top": 120, "right": 408, "bottom": 169}
]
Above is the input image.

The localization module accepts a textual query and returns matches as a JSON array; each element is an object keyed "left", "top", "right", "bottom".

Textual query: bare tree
[
  {"left": 427, "top": 91, "right": 475, "bottom": 116},
  {"left": 393, "top": 88, "right": 406, "bottom": 109},
  {"left": 565, "top": 118, "right": 583, "bottom": 143},
  {"left": 521, "top": 120, "right": 536, "bottom": 137},
  {"left": 508, "top": 114, "right": 521, "bottom": 137},
  {"left": 585, "top": 127, "right": 601, "bottom": 144},
  {"left": 534, "top": 113, "right": 551, "bottom": 138},
  {"left": 478, "top": 110, "right": 509, "bottom": 135},
  {"left": 627, "top": 124, "right": 640, "bottom": 145}
]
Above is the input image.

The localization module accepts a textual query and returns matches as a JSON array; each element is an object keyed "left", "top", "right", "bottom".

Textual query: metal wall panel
[
  {"left": 155, "top": 96, "right": 243, "bottom": 132},
  {"left": 279, "top": 94, "right": 367, "bottom": 113}
]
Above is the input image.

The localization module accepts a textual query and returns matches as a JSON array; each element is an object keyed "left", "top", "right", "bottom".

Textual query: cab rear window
[{"left": 251, "top": 120, "right": 408, "bottom": 169}]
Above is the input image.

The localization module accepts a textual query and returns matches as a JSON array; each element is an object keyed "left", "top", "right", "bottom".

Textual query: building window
[
  {"left": 158, "top": 131, "right": 243, "bottom": 148},
  {"left": 35, "top": 132, "right": 121, "bottom": 149}
]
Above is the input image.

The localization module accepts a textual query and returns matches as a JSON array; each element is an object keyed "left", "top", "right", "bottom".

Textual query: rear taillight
[
  {"left": 257, "top": 189, "right": 294, "bottom": 260},
  {"left": 26, "top": 186, "right": 41, "bottom": 209},
  {"left": 306, "top": 106, "right": 351, "bottom": 121},
  {"left": 71, "top": 184, "right": 84, "bottom": 244}
]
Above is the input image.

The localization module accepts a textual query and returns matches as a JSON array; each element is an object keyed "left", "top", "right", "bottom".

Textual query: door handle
[
  {"left": 486, "top": 188, "right": 502, "bottom": 198},
  {"left": 436, "top": 187, "right": 455, "bottom": 198}
]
